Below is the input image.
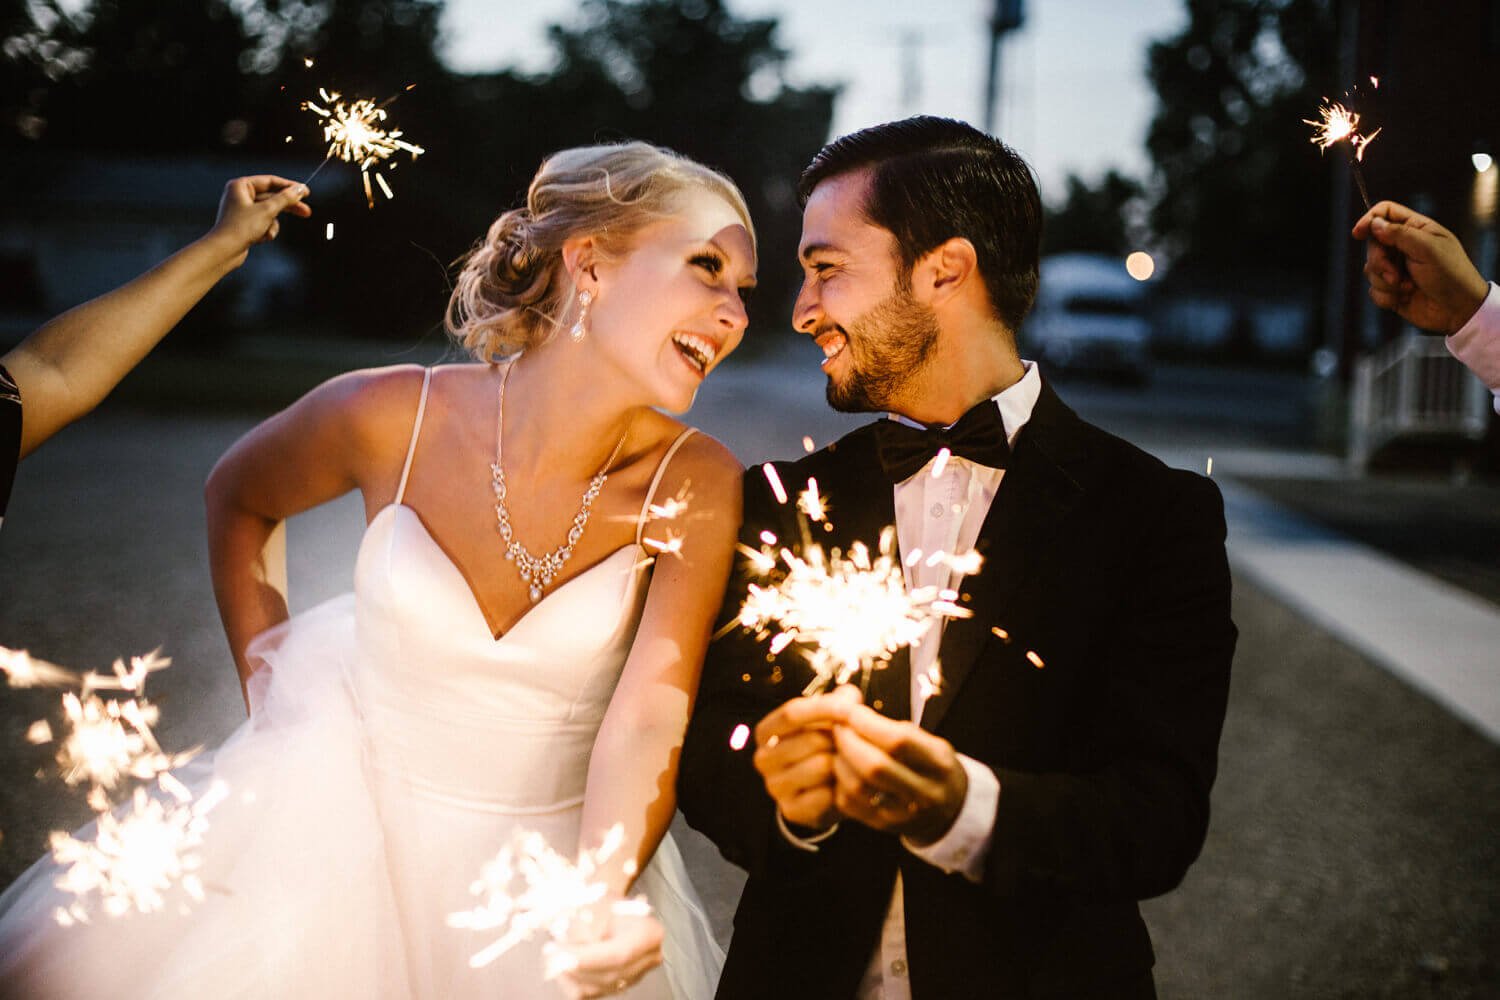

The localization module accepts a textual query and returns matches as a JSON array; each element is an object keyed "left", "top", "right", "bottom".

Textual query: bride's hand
[{"left": 551, "top": 909, "right": 665, "bottom": 998}]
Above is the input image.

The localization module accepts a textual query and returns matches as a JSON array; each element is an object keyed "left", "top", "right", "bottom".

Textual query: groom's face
[{"left": 794, "top": 169, "right": 940, "bottom": 414}]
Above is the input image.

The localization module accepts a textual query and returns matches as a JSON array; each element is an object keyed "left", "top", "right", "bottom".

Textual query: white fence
[{"left": 1348, "top": 333, "right": 1493, "bottom": 469}]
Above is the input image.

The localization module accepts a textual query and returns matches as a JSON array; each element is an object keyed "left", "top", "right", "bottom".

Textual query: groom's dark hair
[{"left": 798, "top": 116, "right": 1042, "bottom": 333}]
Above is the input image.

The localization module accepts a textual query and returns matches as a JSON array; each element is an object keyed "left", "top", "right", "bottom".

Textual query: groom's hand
[
  {"left": 753, "top": 686, "right": 861, "bottom": 831},
  {"left": 831, "top": 706, "right": 968, "bottom": 845}
]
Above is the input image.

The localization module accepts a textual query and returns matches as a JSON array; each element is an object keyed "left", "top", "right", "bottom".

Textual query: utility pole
[
  {"left": 983, "top": 0, "right": 1025, "bottom": 135},
  {"left": 899, "top": 29, "right": 923, "bottom": 114}
]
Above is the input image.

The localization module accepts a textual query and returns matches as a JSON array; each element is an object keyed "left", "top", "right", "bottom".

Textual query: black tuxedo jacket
[{"left": 678, "top": 381, "right": 1236, "bottom": 999}]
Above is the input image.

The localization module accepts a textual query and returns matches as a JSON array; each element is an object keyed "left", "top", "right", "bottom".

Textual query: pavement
[{"left": 1, "top": 339, "right": 1496, "bottom": 997}]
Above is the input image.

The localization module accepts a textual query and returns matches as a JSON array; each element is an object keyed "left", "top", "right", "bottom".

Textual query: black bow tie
[{"left": 874, "top": 400, "right": 1010, "bottom": 484}]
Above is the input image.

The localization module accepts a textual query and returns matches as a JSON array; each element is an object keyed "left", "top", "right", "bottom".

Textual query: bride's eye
[{"left": 690, "top": 253, "right": 724, "bottom": 276}]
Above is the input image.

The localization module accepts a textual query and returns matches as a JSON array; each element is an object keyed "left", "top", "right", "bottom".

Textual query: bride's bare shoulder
[
  {"left": 637, "top": 416, "right": 743, "bottom": 523},
  {"left": 300, "top": 363, "right": 432, "bottom": 444}
]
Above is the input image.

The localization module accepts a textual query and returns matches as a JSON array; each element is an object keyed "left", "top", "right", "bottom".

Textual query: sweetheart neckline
[{"left": 363, "top": 503, "right": 640, "bottom": 643}]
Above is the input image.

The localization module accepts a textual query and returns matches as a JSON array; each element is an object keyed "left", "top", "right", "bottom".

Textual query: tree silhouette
[
  {"left": 1144, "top": 0, "right": 1338, "bottom": 279},
  {"left": 1043, "top": 170, "right": 1147, "bottom": 257}
]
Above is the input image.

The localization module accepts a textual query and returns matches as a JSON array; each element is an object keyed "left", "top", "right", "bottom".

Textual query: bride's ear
[{"left": 561, "top": 236, "right": 600, "bottom": 293}]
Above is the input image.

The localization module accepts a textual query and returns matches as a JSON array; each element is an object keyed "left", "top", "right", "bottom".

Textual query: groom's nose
[{"left": 792, "top": 280, "right": 820, "bottom": 334}]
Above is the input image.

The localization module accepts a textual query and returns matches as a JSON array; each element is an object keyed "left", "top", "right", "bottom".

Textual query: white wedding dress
[{"left": 0, "top": 370, "right": 724, "bottom": 999}]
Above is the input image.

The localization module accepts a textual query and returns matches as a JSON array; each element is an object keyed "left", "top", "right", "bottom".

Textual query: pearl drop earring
[{"left": 570, "top": 289, "right": 593, "bottom": 342}]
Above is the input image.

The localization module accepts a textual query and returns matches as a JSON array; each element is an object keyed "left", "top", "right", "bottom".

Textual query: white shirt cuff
[
  {"left": 1446, "top": 282, "right": 1500, "bottom": 413},
  {"left": 902, "top": 754, "right": 998, "bottom": 882},
  {"left": 776, "top": 808, "right": 839, "bottom": 852}
]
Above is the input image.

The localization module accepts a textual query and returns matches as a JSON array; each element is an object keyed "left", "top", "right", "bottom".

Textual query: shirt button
[
  {"left": 891, "top": 959, "right": 908, "bottom": 977},
  {"left": 929, "top": 503, "right": 945, "bottom": 518}
]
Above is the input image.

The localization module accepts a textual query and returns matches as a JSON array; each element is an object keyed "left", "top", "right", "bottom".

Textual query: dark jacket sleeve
[
  {"left": 677, "top": 468, "right": 798, "bottom": 877},
  {"left": 982, "top": 471, "right": 1237, "bottom": 903}
]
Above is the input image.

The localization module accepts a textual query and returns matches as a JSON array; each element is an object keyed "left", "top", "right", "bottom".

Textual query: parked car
[{"left": 1023, "top": 253, "right": 1151, "bottom": 384}]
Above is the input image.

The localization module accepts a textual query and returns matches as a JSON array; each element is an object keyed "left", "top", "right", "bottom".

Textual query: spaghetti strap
[
  {"left": 636, "top": 427, "right": 697, "bottom": 547},
  {"left": 394, "top": 368, "right": 432, "bottom": 505}
]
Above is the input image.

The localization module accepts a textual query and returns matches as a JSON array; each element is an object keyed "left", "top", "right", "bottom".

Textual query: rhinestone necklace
[{"left": 490, "top": 362, "right": 630, "bottom": 603}]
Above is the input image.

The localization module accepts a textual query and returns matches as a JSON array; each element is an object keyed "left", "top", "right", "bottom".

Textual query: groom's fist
[
  {"left": 831, "top": 706, "right": 967, "bottom": 845},
  {"left": 753, "top": 686, "right": 861, "bottom": 831}
]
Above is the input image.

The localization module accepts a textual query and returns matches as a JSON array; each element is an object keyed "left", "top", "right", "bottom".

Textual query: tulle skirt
[{"left": 0, "top": 595, "right": 724, "bottom": 999}]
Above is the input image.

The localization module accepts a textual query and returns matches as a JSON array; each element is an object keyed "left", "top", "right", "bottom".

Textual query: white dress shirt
[
  {"left": 1446, "top": 281, "right": 1500, "bottom": 415},
  {"left": 778, "top": 363, "right": 1043, "bottom": 1000}
]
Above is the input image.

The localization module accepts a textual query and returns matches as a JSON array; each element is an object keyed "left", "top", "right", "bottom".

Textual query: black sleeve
[{"left": 983, "top": 472, "right": 1237, "bottom": 902}]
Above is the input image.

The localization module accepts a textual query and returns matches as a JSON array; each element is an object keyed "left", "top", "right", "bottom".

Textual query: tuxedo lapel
[{"left": 920, "top": 382, "right": 1088, "bottom": 733}]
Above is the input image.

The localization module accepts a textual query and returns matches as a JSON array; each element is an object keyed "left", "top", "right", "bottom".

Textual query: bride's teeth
[{"left": 672, "top": 333, "right": 716, "bottom": 372}]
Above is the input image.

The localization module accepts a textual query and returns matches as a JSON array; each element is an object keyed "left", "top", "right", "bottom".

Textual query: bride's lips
[{"left": 814, "top": 330, "right": 848, "bottom": 371}]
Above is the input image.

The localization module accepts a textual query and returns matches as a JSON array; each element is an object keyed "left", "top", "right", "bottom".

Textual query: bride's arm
[
  {"left": 204, "top": 365, "right": 420, "bottom": 710},
  {"left": 576, "top": 434, "right": 743, "bottom": 895}
]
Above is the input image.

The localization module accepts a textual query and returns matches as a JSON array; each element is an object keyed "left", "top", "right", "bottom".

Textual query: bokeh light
[{"left": 1125, "top": 250, "right": 1155, "bottom": 281}]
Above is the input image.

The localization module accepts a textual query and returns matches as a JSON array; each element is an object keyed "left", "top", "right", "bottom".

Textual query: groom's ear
[{"left": 911, "top": 237, "right": 979, "bottom": 308}]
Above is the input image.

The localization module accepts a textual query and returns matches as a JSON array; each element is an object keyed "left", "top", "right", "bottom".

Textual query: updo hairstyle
[{"left": 447, "top": 142, "right": 754, "bottom": 361}]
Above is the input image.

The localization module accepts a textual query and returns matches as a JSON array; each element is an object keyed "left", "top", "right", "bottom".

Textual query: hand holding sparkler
[
  {"left": 552, "top": 909, "right": 665, "bottom": 999},
  {"left": 206, "top": 176, "right": 311, "bottom": 268},
  {"left": 751, "top": 685, "right": 863, "bottom": 833},
  {"left": 829, "top": 704, "right": 970, "bottom": 845},
  {"left": 448, "top": 824, "right": 660, "bottom": 992},
  {"left": 1352, "top": 201, "right": 1492, "bottom": 335}
]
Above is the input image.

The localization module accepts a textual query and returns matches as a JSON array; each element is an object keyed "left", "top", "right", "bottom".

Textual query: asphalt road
[{"left": 1, "top": 347, "right": 1495, "bottom": 997}]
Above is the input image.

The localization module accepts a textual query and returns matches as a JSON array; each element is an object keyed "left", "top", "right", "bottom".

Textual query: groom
[{"left": 678, "top": 117, "right": 1236, "bottom": 998}]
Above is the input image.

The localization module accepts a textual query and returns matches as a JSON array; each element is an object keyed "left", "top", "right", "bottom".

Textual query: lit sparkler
[
  {"left": 449, "top": 824, "right": 653, "bottom": 975},
  {"left": 736, "top": 522, "right": 974, "bottom": 696},
  {"left": 2, "top": 644, "right": 214, "bottom": 920},
  {"left": 49, "top": 782, "right": 224, "bottom": 925},
  {"left": 53, "top": 690, "right": 195, "bottom": 790},
  {"left": 301, "top": 86, "right": 425, "bottom": 208},
  {"left": 1305, "top": 99, "right": 1382, "bottom": 209}
]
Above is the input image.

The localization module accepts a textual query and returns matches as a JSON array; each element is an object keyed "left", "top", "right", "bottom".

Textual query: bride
[{"left": 0, "top": 141, "right": 755, "bottom": 999}]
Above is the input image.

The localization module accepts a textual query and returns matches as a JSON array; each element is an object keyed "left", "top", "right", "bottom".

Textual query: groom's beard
[{"left": 825, "top": 285, "right": 941, "bottom": 414}]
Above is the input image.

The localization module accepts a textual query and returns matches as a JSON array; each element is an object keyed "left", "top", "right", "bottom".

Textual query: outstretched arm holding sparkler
[{"left": 1, "top": 176, "right": 310, "bottom": 460}]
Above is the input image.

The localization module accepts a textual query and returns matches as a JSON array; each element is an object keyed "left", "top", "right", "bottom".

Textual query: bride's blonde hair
[{"left": 446, "top": 142, "right": 754, "bottom": 361}]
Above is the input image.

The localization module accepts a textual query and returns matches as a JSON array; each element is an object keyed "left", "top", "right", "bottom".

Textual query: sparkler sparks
[
  {"left": 301, "top": 87, "right": 425, "bottom": 208},
  {"left": 0, "top": 646, "right": 78, "bottom": 688},
  {"left": 54, "top": 691, "right": 195, "bottom": 790},
  {"left": 3, "top": 644, "right": 212, "bottom": 921},
  {"left": 49, "top": 784, "right": 221, "bottom": 925},
  {"left": 736, "top": 522, "right": 976, "bottom": 695},
  {"left": 449, "top": 824, "right": 652, "bottom": 974},
  {"left": 1304, "top": 98, "right": 1383, "bottom": 208}
]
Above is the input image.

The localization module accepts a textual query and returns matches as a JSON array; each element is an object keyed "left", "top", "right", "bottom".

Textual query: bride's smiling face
[{"left": 583, "top": 187, "right": 756, "bottom": 413}]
